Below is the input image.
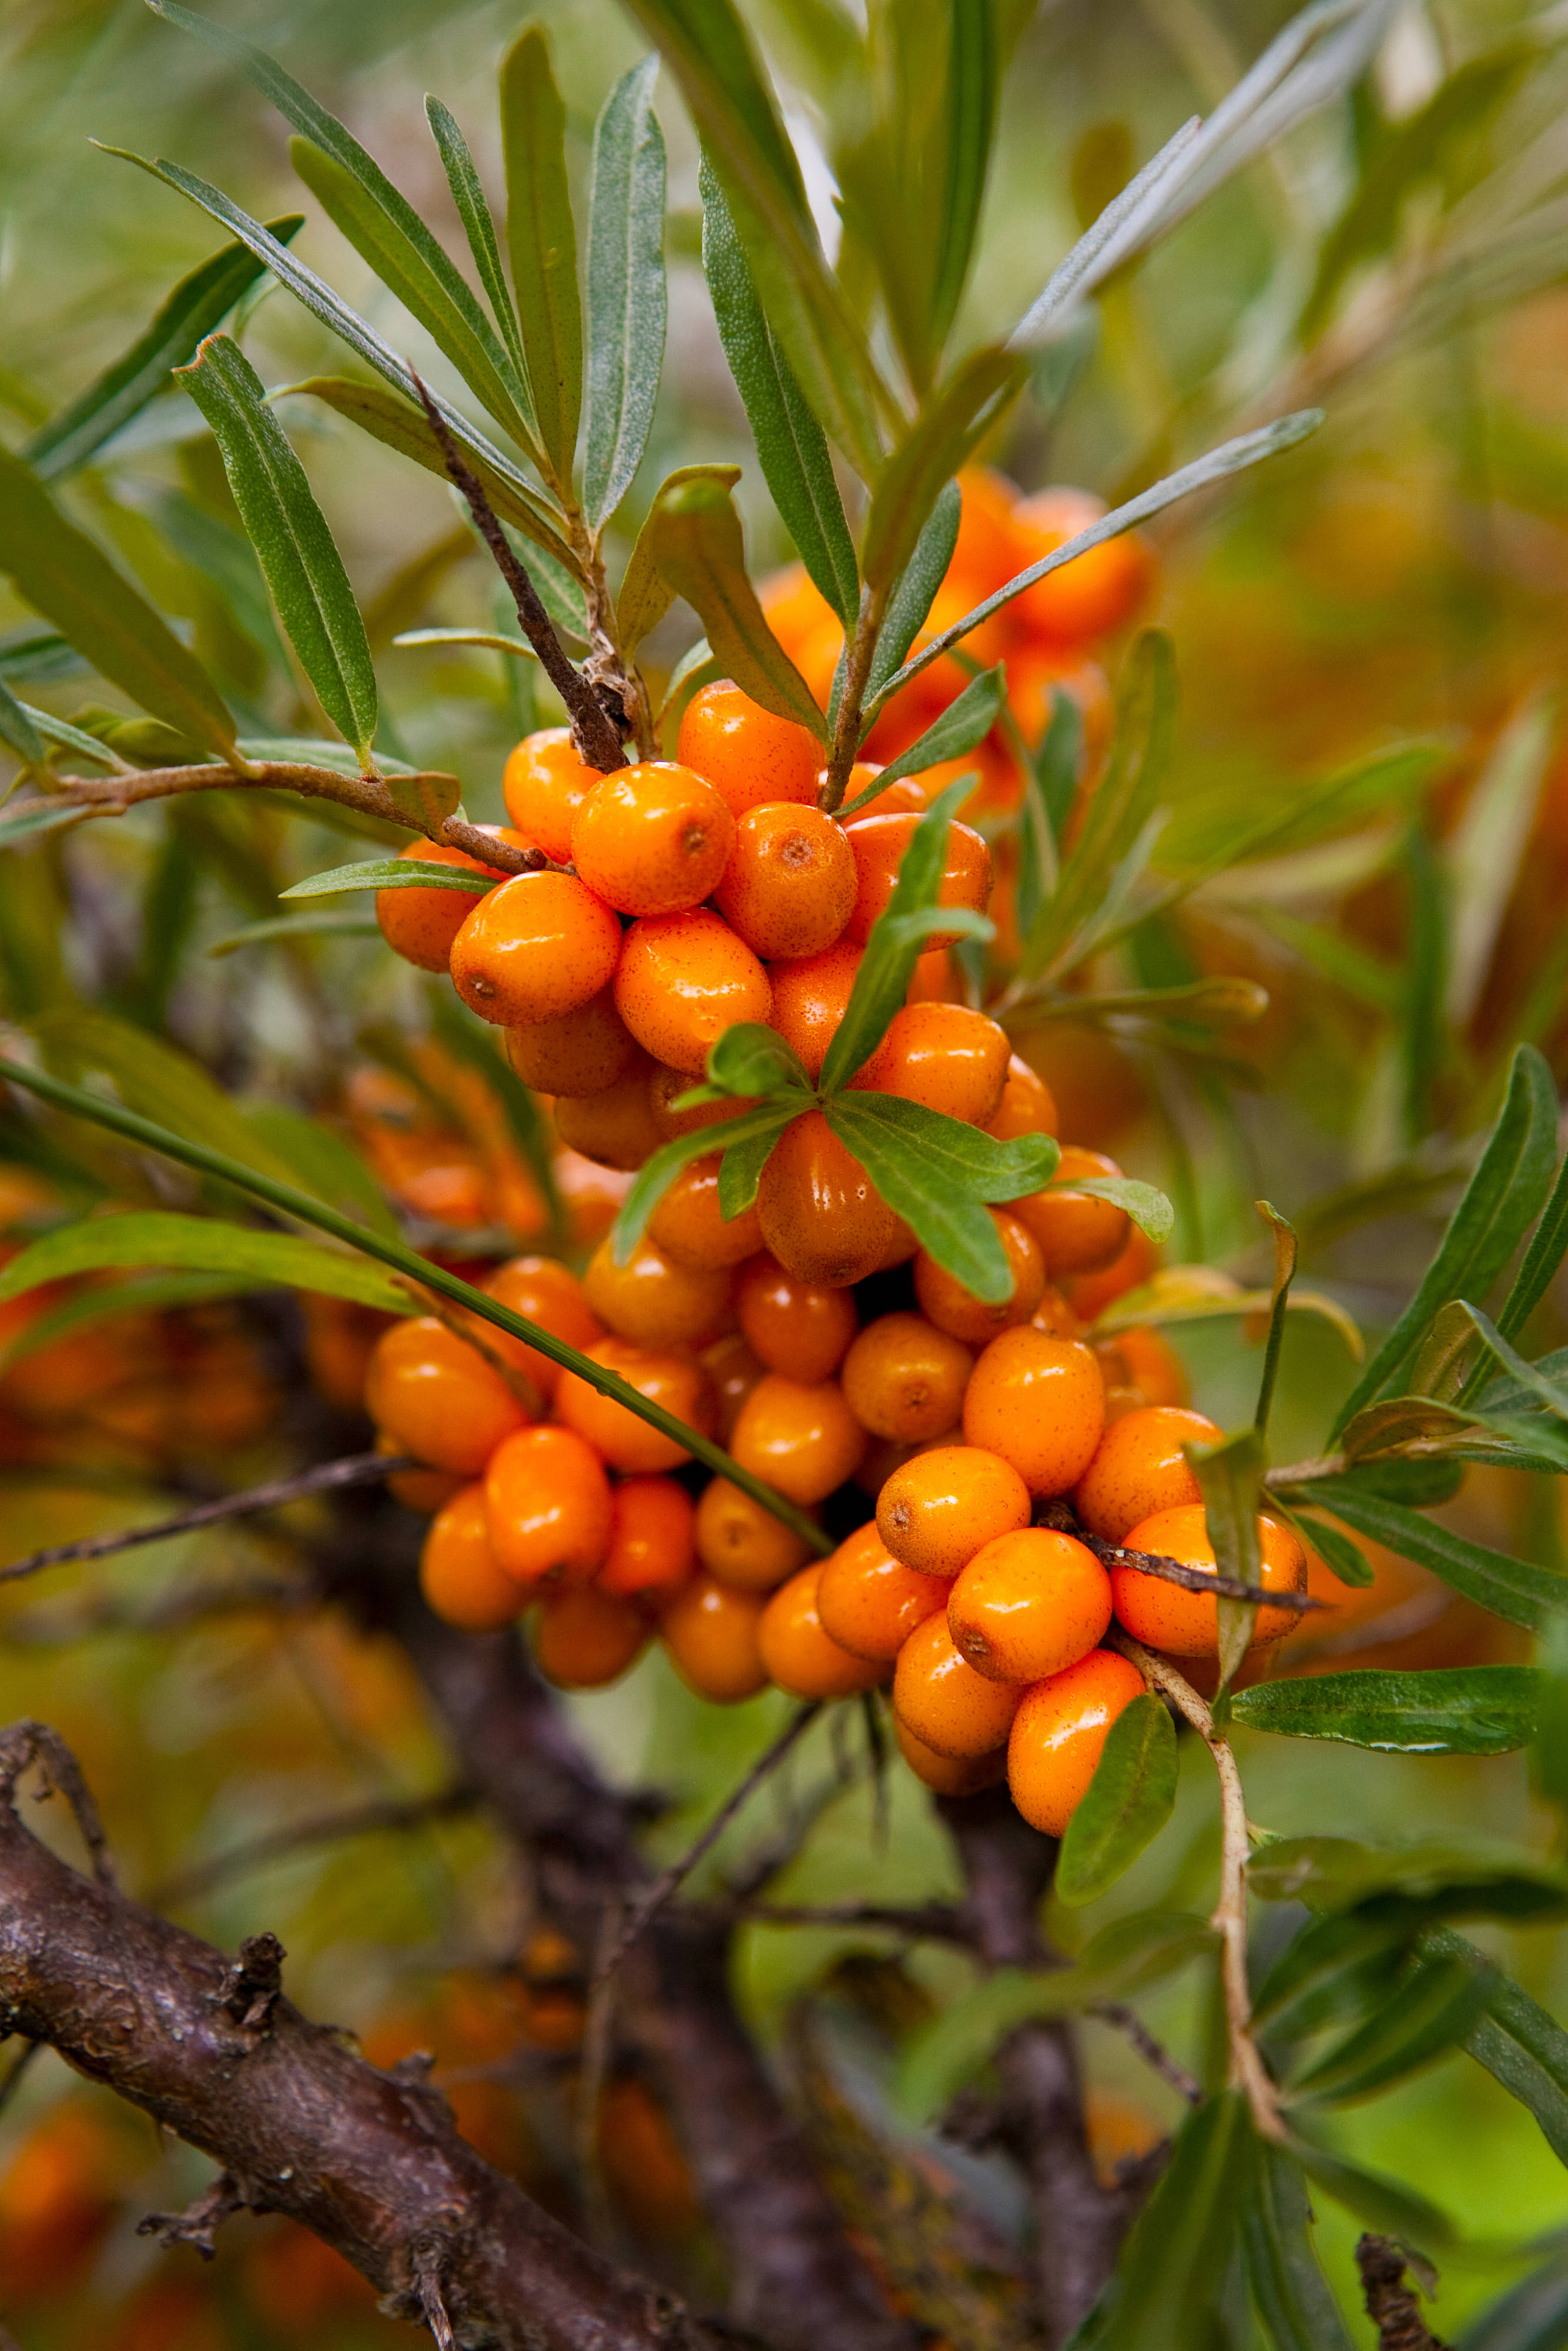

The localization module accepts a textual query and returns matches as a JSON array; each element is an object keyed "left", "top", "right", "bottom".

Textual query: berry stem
[{"left": 819, "top": 583, "right": 892, "bottom": 813}]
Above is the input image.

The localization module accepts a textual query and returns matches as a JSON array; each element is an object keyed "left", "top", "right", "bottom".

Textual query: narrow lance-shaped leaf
[
  {"left": 0, "top": 1212, "right": 411, "bottom": 1319},
  {"left": 610, "top": 1101, "right": 804, "bottom": 1264},
  {"left": 929, "top": 0, "right": 1001, "bottom": 349},
  {"left": 1495, "top": 1141, "right": 1568, "bottom": 1345},
  {"left": 836, "top": 666, "right": 1006, "bottom": 816},
  {"left": 0, "top": 679, "right": 46, "bottom": 783},
  {"left": 619, "top": 465, "right": 739, "bottom": 654},
  {"left": 1189, "top": 1426, "right": 1267, "bottom": 1696},
  {"left": 861, "top": 345, "right": 1028, "bottom": 592},
  {"left": 424, "top": 98, "right": 528, "bottom": 387},
  {"left": 282, "top": 860, "right": 495, "bottom": 902},
  {"left": 1230, "top": 1667, "right": 1543, "bottom": 1756},
  {"left": 650, "top": 474, "right": 827, "bottom": 736},
  {"left": 1054, "top": 1694, "right": 1177, "bottom": 1907},
  {"left": 1433, "top": 1927, "right": 1568, "bottom": 2167},
  {"left": 178, "top": 334, "right": 377, "bottom": 766},
  {"left": 1254, "top": 1200, "right": 1298, "bottom": 1434},
  {"left": 1275, "top": 1506, "right": 1374, "bottom": 1588},
  {"left": 1083, "top": 2092, "right": 1254, "bottom": 2351},
  {"left": 1458, "top": 2243, "right": 1568, "bottom": 2351},
  {"left": 826, "top": 1092, "right": 1056, "bottom": 1304},
  {"left": 1239, "top": 2139, "right": 1359, "bottom": 2351},
  {"left": 866, "top": 480, "right": 961, "bottom": 704},
  {"left": 500, "top": 24, "right": 582, "bottom": 491},
  {"left": 1274, "top": 1478, "right": 1568, "bottom": 1633},
  {"left": 1293, "top": 1943, "right": 1494, "bottom": 2106},
  {"left": 584, "top": 57, "right": 668, "bottom": 530}
]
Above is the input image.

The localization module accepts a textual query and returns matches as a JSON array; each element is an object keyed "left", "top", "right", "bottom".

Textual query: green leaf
[
  {"left": 0, "top": 1211, "right": 411, "bottom": 1318},
  {"left": 862, "top": 347, "right": 1028, "bottom": 592},
  {"left": 1057, "top": 1176, "right": 1173, "bottom": 1245},
  {"left": 1083, "top": 2092, "right": 1253, "bottom": 2351},
  {"left": 619, "top": 465, "right": 741, "bottom": 654},
  {"left": 281, "top": 859, "right": 495, "bottom": 902},
  {"left": 424, "top": 96, "right": 529, "bottom": 391},
  {"left": 1231, "top": 1667, "right": 1542, "bottom": 1756},
  {"left": 1286, "top": 2133, "right": 1456, "bottom": 2253},
  {"left": 839, "top": 665, "right": 1006, "bottom": 815},
  {"left": 611, "top": 1102, "right": 804, "bottom": 1265},
  {"left": 1253, "top": 1201, "right": 1298, "bottom": 1436},
  {"left": 583, "top": 57, "right": 668, "bottom": 531},
  {"left": 866, "top": 480, "right": 961, "bottom": 704},
  {"left": 1188, "top": 1426, "right": 1267, "bottom": 1695},
  {"left": 1285, "top": 1458, "right": 1463, "bottom": 1509},
  {"left": 0, "top": 799, "right": 91, "bottom": 849},
  {"left": 1252, "top": 1910, "right": 1410, "bottom": 2048},
  {"left": 1248, "top": 1835, "right": 1568, "bottom": 1921},
  {"left": 819, "top": 776, "right": 976, "bottom": 1090},
  {"left": 1276, "top": 1509, "right": 1373, "bottom": 1589},
  {"left": 23, "top": 225, "right": 300, "bottom": 480},
  {"left": 649, "top": 473, "right": 826, "bottom": 736},
  {"left": 1055, "top": 1694, "right": 1177, "bottom": 1907},
  {"left": 825, "top": 1093, "right": 1056, "bottom": 1303},
  {"left": 1295, "top": 1482, "right": 1568, "bottom": 1633},
  {"left": 1294, "top": 1942, "right": 1494, "bottom": 2105},
  {"left": 1240, "top": 2139, "right": 1358, "bottom": 2351},
  {"left": 705, "top": 1021, "right": 813, "bottom": 1100},
  {"left": 421, "top": 986, "right": 566, "bottom": 1245},
  {"left": 929, "top": 0, "right": 1001, "bottom": 349},
  {"left": 0, "top": 444, "right": 235, "bottom": 761},
  {"left": 243, "top": 1103, "right": 401, "bottom": 1243},
  {"left": 0, "top": 1270, "right": 257, "bottom": 1378},
  {"left": 500, "top": 24, "right": 582, "bottom": 491},
  {"left": 1497, "top": 1146, "right": 1568, "bottom": 1345},
  {"left": 699, "top": 158, "right": 857, "bottom": 625},
  {"left": 0, "top": 679, "right": 46, "bottom": 777},
  {"left": 1459, "top": 1304, "right": 1568, "bottom": 1427},
  {"left": 178, "top": 334, "right": 377, "bottom": 765},
  {"left": 719, "top": 1118, "right": 792, "bottom": 1218},
  {"left": 1459, "top": 2244, "right": 1568, "bottom": 2351}
]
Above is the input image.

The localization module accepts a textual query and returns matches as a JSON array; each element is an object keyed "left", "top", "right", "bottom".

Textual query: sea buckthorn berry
[
  {"left": 554, "top": 1336, "right": 715, "bottom": 1474},
  {"left": 840, "top": 1312, "right": 971, "bottom": 1442},
  {"left": 1113, "top": 1505, "right": 1307, "bottom": 1656},
  {"left": 502, "top": 726, "right": 603, "bottom": 863},
  {"left": 715, "top": 803, "right": 856, "bottom": 960},
  {"left": 843, "top": 812, "right": 992, "bottom": 949},
  {"left": 451, "top": 872, "right": 622, "bottom": 1029},
  {"left": 755, "top": 1110, "right": 907, "bottom": 1288},
  {"left": 892, "top": 1613, "right": 1024, "bottom": 1758},
  {"left": 1010, "top": 488, "right": 1155, "bottom": 645},
  {"left": 534, "top": 1585, "right": 648, "bottom": 1688},
  {"left": 1063, "top": 1225, "right": 1159, "bottom": 1321},
  {"left": 736, "top": 1254, "right": 858, "bottom": 1382},
  {"left": 420, "top": 1483, "right": 524, "bottom": 1630},
  {"left": 598, "top": 1475, "right": 696, "bottom": 1602},
  {"left": 553, "top": 1148, "right": 634, "bottom": 1244},
  {"left": 376, "top": 836, "right": 525, "bottom": 973},
  {"left": 694, "top": 1476, "right": 815, "bottom": 1590},
  {"left": 366, "top": 1316, "right": 530, "bottom": 1475},
  {"left": 554, "top": 1061, "right": 666, "bottom": 1171},
  {"left": 1073, "top": 1406, "right": 1223, "bottom": 1543},
  {"left": 853, "top": 1003, "right": 1011, "bottom": 1126},
  {"left": 766, "top": 942, "right": 863, "bottom": 1081},
  {"left": 947, "top": 1528, "right": 1112, "bottom": 1684},
  {"left": 481, "top": 1256, "right": 604, "bottom": 1401},
  {"left": 700, "top": 1331, "right": 765, "bottom": 1441},
  {"left": 677, "top": 680, "right": 822, "bottom": 815},
  {"left": 986, "top": 1054, "right": 1058, "bottom": 1144},
  {"left": 877, "top": 1444, "right": 1031, "bottom": 1579},
  {"left": 615, "top": 909, "right": 772, "bottom": 1075},
  {"left": 648, "top": 1154, "right": 764, "bottom": 1271},
  {"left": 380, "top": 1434, "right": 467, "bottom": 1517},
  {"left": 1006, "top": 1649, "right": 1147, "bottom": 1836},
  {"left": 914, "top": 1211, "right": 1045, "bottom": 1347},
  {"left": 1097, "top": 1325, "right": 1190, "bottom": 1410},
  {"left": 962, "top": 1328, "right": 1105, "bottom": 1496},
  {"left": 505, "top": 987, "right": 640, "bottom": 1098},
  {"left": 583, "top": 1233, "right": 734, "bottom": 1350},
  {"left": 1009, "top": 1148, "right": 1131, "bottom": 1278},
  {"left": 647, "top": 1061, "right": 762, "bottom": 1143},
  {"left": 1033, "top": 1286, "right": 1086, "bottom": 1341},
  {"left": 571, "top": 761, "right": 735, "bottom": 917},
  {"left": 661, "top": 1573, "right": 770, "bottom": 1702},
  {"left": 833, "top": 765, "right": 929, "bottom": 823},
  {"left": 759, "top": 1565, "right": 885, "bottom": 1699},
  {"left": 485, "top": 1424, "right": 614, "bottom": 1586},
  {"left": 894, "top": 1716, "right": 1007, "bottom": 1796},
  {"left": 817, "top": 1523, "right": 949, "bottom": 1662},
  {"left": 729, "top": 1371, "right": 867, "bottom": 1505}
]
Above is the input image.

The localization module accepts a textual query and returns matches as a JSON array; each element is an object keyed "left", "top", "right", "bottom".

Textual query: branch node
[
  {"left": 215, "top": 1932, "right": 285, "bottom": 2034},
  {"left": 411, "top": 2233, "right": 461, "bottom": 2350},
  {"left": 1356, "top": 2234, "right": 1450, "bottom": 2349},
  {"left": 0, "top": 1720, "right": 115, "bottom": 1887},
  {"left": 136, "top": 2171, "right": 247, "bottom": 2258}
]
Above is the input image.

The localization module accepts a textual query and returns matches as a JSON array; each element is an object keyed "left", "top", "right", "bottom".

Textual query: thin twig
[
  {"left": 1089, "top": 2002, "right": 1203, "bottom": 2105},
  {"left": 1357, "top": 2234, "right": 1450, "bottom": 2350},
  {"left": 733, "top": 1899, "right": 968, "bottom": 1941},
  {"left": 1264, "top": 1454, "right": 1346, "bottom": 1488},
  {"left": 819, "top": 585, "right": 890, "bottom": 813},
  {"left": 0, "top": 1720, "right": 116, "bottom": 1890},
  {"left": 149, "top": 1784, "right": 477, "bottom": 1907},
  {"left": 1074, "top": 1529, "right": 1324, "bottom": 1612},
  {"left": 413, "top": 2240, "right": 461, "bottom": 2351}
]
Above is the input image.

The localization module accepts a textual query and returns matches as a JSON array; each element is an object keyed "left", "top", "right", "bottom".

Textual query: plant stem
[{"left": 819, "top": 586, "right": 890, "bottom": 813}]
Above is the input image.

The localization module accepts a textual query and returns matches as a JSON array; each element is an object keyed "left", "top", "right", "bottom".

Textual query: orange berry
[
  {"left": 661, "top": 1573, "right": 770, "bottom": 1702},
  {"left": 1061, "top": 1225, "right": 1159, "bottom": 1321},
  {"left": 754, "top": 1109, "right": 907, "bottom": 1288},
  {"left": 583, "top": 1233, "right": 734, "bottom": 1350},
  {"left": 647, "top": 1061, "right": 762, "bottom": 1143},
  {"left": 1006, "top": 1649, "right": 1147, "bottom": 1835},
  {"left": 381, "top": 1437, "right": 467, "bottom": 1517},
  {"left": 1072, "top": 1405, "right": 1222, "bottom": 1543},
  {"left": 694, "top": 1475, "right": 815, "bottom": 1590},
  {"left": 554, "top": 1336, "right": 715, "bottom": 1474},
  {"left": 759, "top": 1564, "right": 884, "bottom": 1699},
  {"left": 962, "top": 1328, "right": 1105, "bottom": 1496},
  {"left": 505, "top": 987, "right": 640, "bottom": 1097},
  {"left": 729, "top": 1371, "right": 867, "bottom": 1505},
  {"left": 571, "top": 761, "right": 735, "bottom": 917},
  {"left": 366, "top": 1315, "right": 530, "bottom": 1475},
  {"left": 1096, "top": 1325, "right": 1189, "bottom": 1409},
  {"left": 839, "top": 1312, "right": 971, "bottom": 1442},
  {"left": 876, "top": 1443, "right": 1031, "bottom": 1579},
  {"left": 700, "top": 1331, "right": 765, "bottom": 1441},
  {"left": 843, "top": 812, "right": 991, "bottom": 949},
  {"left": 1033, "top": 1285, "right": 1087, "bottom": 1341},
  {"left": 766, "top": 942, "right": 862, "bottom": 1081},
  {"left": 534, "top": 1583, "right": 648, "bottom": 1687},
  {"left": 420, "top": 1483, "right": 524, "bottom": 1630},
  {"left": 735, "top": 1254, "right": 858, "bottom": 1382},
  {"left": 376, "top": 835, "right": 524, "bottom": 973},
  {"left": 713, "top": 802, "right": 855, "bottom": 960},
  {"left": 648, "top": 1154, "right": 763, "bottom": 1271},
  {"left": 598, "top": 1475, "right": 696, "bottom": 1602},
  {"left": 1009, "top": 1147, "right": 1131, "bottom": 1278},
  {"left": 502, "top": 726, "right": 603, "bottom": 862},
  {"left": 614, "top": 909, "right": 772, "bottom": 1075},
  {"left": 894, "top": 1714, "right": 1007, "bottom": 1795},
  {"left": 554, "top": 1061, "right": 666, "bottom": 1171},
  {"left": 485, "top": 1424, "right": 614, "bottom": 1586},
  {"left": 481, "top": 1255, "right": 604, "bottom": 1403},
  {"left": 892, "top": 1612, "right": 1023, "bottom": 1757},
  {"left": 451, "top": 871, "right": 622, "bottom": 1028},
  {"left": 947, "top": 1528, "right": 1111, "bottom": 1683},
  {"left": 833, "top": 763, "right": 929, "bottom": 823},
  {"left": 817, "top": 1522, "right": 948, "bottom": 1661},
  {"left": 552, "top": 1147, "right": 634, "bottom": 1245},
  {"left": 914, "top": 1211, "right": 1045, "bottom": 1347},
  {"left": 1112, "top": 1505, "right": 1306, "bottom": 1656},
  {"left": 677, "top": 680, "right": 822, "bottom": 815},
  {"left": 1010, "top": 488, "right": 1154, "bottom": 645},
  {"left": 986, "top": 1054, "right": 1058, "bottom": 1143},
  {"left": 853, "top": 1003, "right": 1010, "bottom": 1126}
]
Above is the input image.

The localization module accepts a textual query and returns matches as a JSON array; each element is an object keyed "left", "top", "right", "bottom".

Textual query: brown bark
[{"left": 1357, "top": 2236, "right": 1450, "bottom": 2350}]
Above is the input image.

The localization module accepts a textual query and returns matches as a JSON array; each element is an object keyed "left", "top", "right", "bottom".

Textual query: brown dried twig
[{"left": 1356, "top": 2235, "right": 1450, "bottom": 2349}]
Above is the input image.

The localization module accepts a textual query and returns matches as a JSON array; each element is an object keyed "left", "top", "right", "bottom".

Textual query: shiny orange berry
[
  {"left": 502, "top": 726, "right": 603, "bottom": 863},
  {"left": 554, "top": 1336, "right": 715, "bottom": 1474},
  {"left": 1010, "top": 488, "right": 1154, "bottom": 645},
  {"left": 583, "top": 1233, "right": 734, "bottom": 1350},
  {"left": 1033, "top": 1286, "right": 1087, "bottom": 1341},
  {"left": 379, "top": 1432, "right": 467, "bottom": 1516},
  {"left": 839, "top": 1312, "right": 971, "bottom": 1443},
  {"left": 598, "top": 1475, "right": 696, "bottom": 1602},
  {"left": 485, "top": 1424, "right": 614, "bottom": 1586},
  {"left": 376, "top": 836, "right": 523, "bottom": 974},
  {"left": 735, "top": 1254, "right": 858, "bottom": 1382},
  {"left": 694, "top": 1475, "right": 815, "bottom": 1590},
  {"left": 759, "top": 1565, "right": 884, "bottom": 1699},
  {"left": 892, "top": 1613, "right": 1023, "bottom": 1757},
  {"left": 894, "top": 1715, "right": 1007, "bottom": 1795},
  {"left": 648, "top": 1154, "right": 764, "bottom": 1271},
  {"left": 700, "top": 1331, "right": 765, "bottom": 1440},
  {"left": 614, "top": 909, "right": 772, "bottom": 1075},
  {"left": 554, "top": 1061, "right": 666, "bottom": 1171},
  {"left": 481, "top": 1255, "right": 605, "bottom": 1404},
  {"left": 451, "top": 871, "right": 622, "bottom": 1028},
  {"left": 420, "top": 1483, "right": 524, "bottom": 1630},
  {"left": 1062, "top": 1225, "right": 1159, "bottom": 1321},
  {"left": 1096, "top": 1325, "right": 1189, "bottom": 1409},
  {"left": 843, "top": 812, "right": 991, "bottom": 949},
  {"left": 754, "top": 1110, "right": 907, "bottom": 1288},
  {"left": 986, "top": 1054, "right": 1058, "bottom": 1144},
  {"left": 832, "top": 764, "right": 929, "bottom": 823},
  {"left": 729, "top": 1371, "right": 867, "bottom": 1505},
  {"left": 713, "top": 802, "right": 855, "bottom": 960},
  {"left": 876, "top": 1444, "right": 1031, "bottom": 1579},
  {"left": 505, "top": 987, "right": 641, "bottom": 1097},
  {"left": 1072, "top": 1406, "right": 1222, "bottom": 1543},
  {"left": 816, "top": 1523, "right": 949, "bottom": 1661},
  {"left": 1010, "top": 1147, "right": 1130, "bottom": 1278},
  {"left": 534, "top": 1584, "right": 648, "bottom": 1688},
  {"left": 853, "top": 1003, "right": 1010, "bottom": 1126},
  {"left": 661, "top": 1573, "right": 769, "bottom": 1702},
  {"left": 914, "top": 1212, "right": 1045, "bottom": 1347},
  {"left": 962, "top": 1328, "right": 1105, "bottom": 1496},
  {"left": 1112, "top": 1505, "right": 1306, "bottom": 1656},
  {"left": 766, "top": 942, "right": 863, "bottom": 1082},
  {"left": 947, "top": 1528, "right": 1111, "bottom": 1684},
  {"left": 366, "top": 1316, "right": 530, "bottom": 1475},
  {"left": 646, "top": 1061, "right": 762, "bottom": 1143},
  {"left": 571, "top": 761, "right": 736, "bottom": 917},
  {"left": 677, "top": 681, "right": 822, "bottom": 815},
  {"left": 1006, "top": 1649, "right": 1147, "bottom": 1836}
]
